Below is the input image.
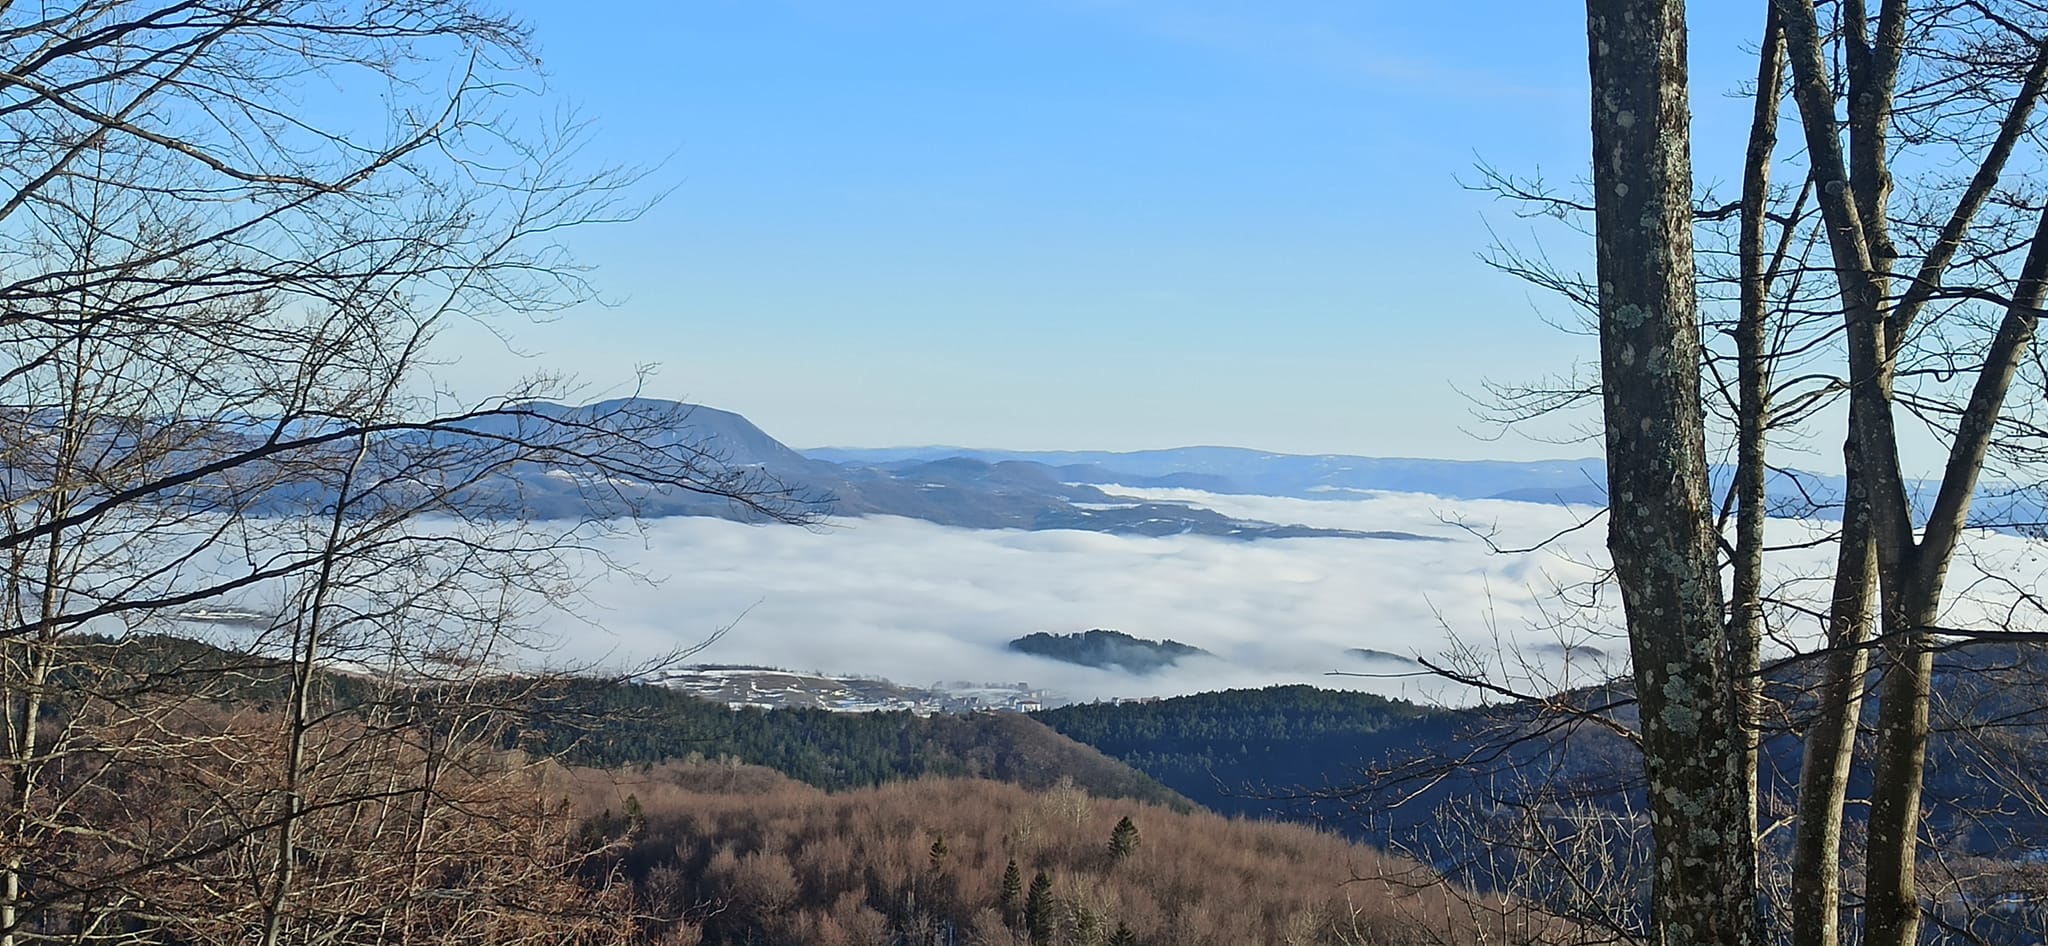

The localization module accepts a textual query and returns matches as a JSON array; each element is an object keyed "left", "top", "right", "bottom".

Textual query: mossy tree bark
[{"left": 1585, "top": 2, "right": 1759, "bottom": 942}]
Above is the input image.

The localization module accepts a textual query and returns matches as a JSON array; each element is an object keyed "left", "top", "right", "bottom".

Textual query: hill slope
[
  {"left": 1034, "top": 652, "right": 2048, "bottom": 936},
  {"left": 460, "top": 399, "right": 1429, "bottom": 538},
  {"left": 1008, "top": 629, "right": 1211, "bottom": 674},
  {"left": 509, "top": 676, "right": 1189, "bottom": 807},
  {"left": 1034, "top": 685, "right": 1453, "bottom": 827},
  {"left": 85, "top": 634, "right": 1188, "bottom": 809},
  {"left": 565, "top": 759, "right": 1552, "bottom": 946}
]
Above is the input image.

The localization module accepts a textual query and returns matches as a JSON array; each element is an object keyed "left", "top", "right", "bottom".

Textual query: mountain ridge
[
  {"left": 453, "top": 399, "right": 1447, "bottom": 540},
  {"left": 802, "top": 439, "right": 2048, "bottom": 530}
]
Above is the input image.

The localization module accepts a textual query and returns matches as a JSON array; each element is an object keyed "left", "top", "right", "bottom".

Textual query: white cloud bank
[{"left": 527, "top": 486, "right": 2048, "bottom": 706}]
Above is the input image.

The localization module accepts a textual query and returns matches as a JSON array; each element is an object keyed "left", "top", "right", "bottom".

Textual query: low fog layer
[{"left": 522, "top": 487, "right": 2048, "bottom": 704}]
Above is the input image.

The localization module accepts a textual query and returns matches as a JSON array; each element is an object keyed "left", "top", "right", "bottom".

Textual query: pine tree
[
  {"left": 1026, "top": 870, "right": 1055, "bottom": 946},
  {"left": 999, "top": 859, "right": 1023, "bottom": 924},
  {"left": 1109, "top": 920, "right": 1138, "bottom": 946},
  {"left": 1076, "top": 909, "right": 1101, "bottom": 946},
  {"left": 1108, "top": 815, "right": 1139, "bottom": 861},
  {"left": 928, "top": 834, "right": 948, "bottom": 872}
]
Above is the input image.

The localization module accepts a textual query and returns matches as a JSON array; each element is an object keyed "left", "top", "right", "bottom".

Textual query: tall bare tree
[
  {"left": 1770, "top": 3, "right": 2048, "bottom": 942},
  {"left": 1330, "top": 2, "right": 2048, "bottom": 944},
  {"left": 1585, "top": 2, "right": 1759, "bottom": 943}
]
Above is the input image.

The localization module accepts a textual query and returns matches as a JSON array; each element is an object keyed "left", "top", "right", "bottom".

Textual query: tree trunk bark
[
  {"left": 1775, "top": 8, "right": 1921, "bottom": 942},
  {"left": 1774, "top": 5, "right": 2048, "bottom": 945},
  {"left": 1790, "top": 461, "right": 1875, "bottom": 946},
  {"left": 1732, "top": 7, "right": 1784, "bottom": 890},
  {"left": 1866, "top": 203, "right": 2048, "bottom": 946},
  {"left": 1586, "top": 2, "right": 1758, "bottom": 942}
]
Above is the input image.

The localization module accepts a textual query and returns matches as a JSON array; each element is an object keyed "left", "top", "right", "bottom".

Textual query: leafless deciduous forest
[{"left": 563, "top": 759, "right": 1564, "bottom": 946}]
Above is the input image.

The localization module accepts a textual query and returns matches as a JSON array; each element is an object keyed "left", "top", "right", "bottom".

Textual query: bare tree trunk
[
  {"left": 1732, "top": 6, "right": 1785, "bottom": 879},
  {"left": 1, "top": 350, "right": 89, "bottom": 946},
  {"left": 1586, "top": 2, "right": 1757, "bottom": 941},
  {"left": 0, "top": 619, "right": 44, "bottom": 946},
  {"left": 1843, "top": 0, "right": 1907, "bottom": 274},
  {"left": 1775, "top": 8, "right": 1924, "bottom": 942},
  {"left": 1790, "top": 462, "right": 1876, "bottom": 946},
  {"left": 1770, "top": 0, "right": 1915, "bottom": 546},
  {"left": 259, "top": 434, "right": 371, "bottom": 946},
  {"left": 1773, "top": 4, "right": 2048, "bottom": 944},
  {"left": 1866, "top": 203, "right": 2048, "bottom": 946},
  {"left": 1864, "top": 616, "right": 1931, "bottom": 946}
]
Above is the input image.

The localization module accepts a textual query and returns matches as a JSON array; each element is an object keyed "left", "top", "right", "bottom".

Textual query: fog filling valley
[{"left": 519, "top": 487, "right": 2048, "bottom": 704}]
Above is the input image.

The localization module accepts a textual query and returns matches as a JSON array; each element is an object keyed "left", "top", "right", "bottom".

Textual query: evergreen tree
[
  {"left": 1026, "top": 870, "right": 1055, "bottom": 946},
  {"left": 999, "top": 859, "right": 1023, "bottom": 924},
  {"left": 1108, "top": 815, "right": 1139, "bottom": 861},
  {"left": 928, "top": 833, "right": 949, "bottom": 872},
  {"left": 1109, "top": 920, "right": 1138, "bottom": 946},
  {"left": 1076, "top": 909, "right": 1101, "bottom": 946}
]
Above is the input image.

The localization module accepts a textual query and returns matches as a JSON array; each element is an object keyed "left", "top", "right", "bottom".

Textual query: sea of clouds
[{"left": 517, "top": 486, "right": 2048, "bottom": 705}]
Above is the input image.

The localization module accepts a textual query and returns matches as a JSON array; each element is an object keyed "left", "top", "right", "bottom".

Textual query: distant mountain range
[
  {"left": 807, "top": 442, "right": 2048, "bottom": 531},
  {"left": 806, "top": 444, "right": 1617, "bottom": 505},
  {"left": 456, "top": 401, "right": 1453, "bottom": 540},
  {"left": 195, "top": 397, "right": 2043, "bottom": 536}
]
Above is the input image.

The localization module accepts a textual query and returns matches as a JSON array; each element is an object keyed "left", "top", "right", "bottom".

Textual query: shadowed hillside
[
  {"left": 75, "top": 634, "right": 1189, "bottom": 807},
  {"left": 1008, "top": 629, "right": 1211, "bottom": 674},
  {"left": 504, "top": 677, "right": 1189, "bottom": 807}
]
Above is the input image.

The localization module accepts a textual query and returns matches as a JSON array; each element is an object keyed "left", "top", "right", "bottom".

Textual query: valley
[{"left": 13, "top": 0, "right": 2047, "bottom": 939}]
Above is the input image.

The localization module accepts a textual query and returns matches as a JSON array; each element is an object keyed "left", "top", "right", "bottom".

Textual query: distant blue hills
[
  {"left": 805, "top": 442, "right": 2048, "bottom": 533},
  {"left": 433, "top": 401, "right": 1436, "bottom": 540},
  {"left": 806, "top": 444, "right": 1615, "bottom": 505},
  {"left": 162, "top": 398, "right": 2039, "bottom": 537},
  {"left": 482, "top": 401, "right": 2045, "bottom": 535}
]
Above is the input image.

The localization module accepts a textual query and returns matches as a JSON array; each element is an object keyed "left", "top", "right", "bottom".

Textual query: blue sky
[{"left": 450, "top": 1, "right": 1772, "bottom": 460}]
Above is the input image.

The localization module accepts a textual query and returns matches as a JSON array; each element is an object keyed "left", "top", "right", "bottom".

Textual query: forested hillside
[
  {"left": 1007, "top": 630, "right": 1210, "bottom": 673},
  {"left": 562, "top": 759, "right": 1558, "bottom": 946},
  {"left": 1034, "top": 685, "right": 1452, "bottom": 824},
  {"left": 1039, "top": 661, "right": 2048, "bottom": 854},
  {"left": 92, "top": 634, "right": 1185, "bottom": 806},
  {"left": 1037, "top": 662, "right": 2048, "bottom": 941},
  {"left": 504, "top": 677, "right": 1187, "bottom": 806}
]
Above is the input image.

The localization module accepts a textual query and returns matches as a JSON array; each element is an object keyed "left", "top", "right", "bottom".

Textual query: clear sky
[{"left": 447, "top": 1, "right": 1772, "bottom": 460}]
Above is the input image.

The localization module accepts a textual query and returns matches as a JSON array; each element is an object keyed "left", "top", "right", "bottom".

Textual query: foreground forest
[
  {"left": 10, "top": 635, "right": 1553, "bottom": 945},
  {"left": 1039, "top": 661, "right": 2048, "bottom": 942},
  {"left": 10, "top": 0, "right": 2048, "bottom": 941},
  {"left": 32, "top": 631, "right": 2048, "bottom": 944},
  {"left": 563, "top": 760, "right": 1547, "bottom": 946}
]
